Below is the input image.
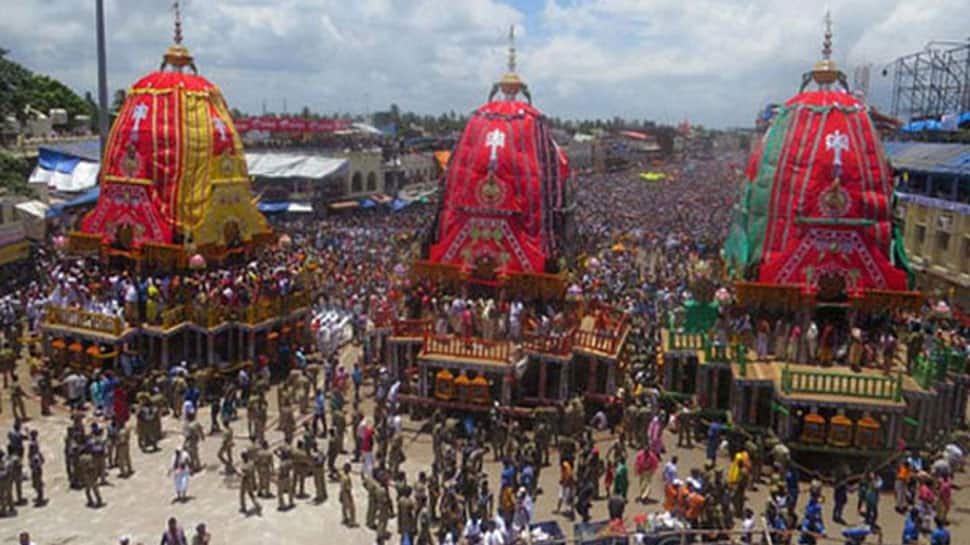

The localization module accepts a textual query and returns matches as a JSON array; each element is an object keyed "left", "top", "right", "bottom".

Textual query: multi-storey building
[{"left": 888, "top": 141, "right": 970, "bottom": 310}]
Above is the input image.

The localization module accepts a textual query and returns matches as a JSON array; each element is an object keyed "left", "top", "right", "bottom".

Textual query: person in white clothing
[{"left": 170, "top": 448, "right": 191, "bottom": 502}]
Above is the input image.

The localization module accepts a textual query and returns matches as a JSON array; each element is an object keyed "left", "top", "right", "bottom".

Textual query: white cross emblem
[
  {"left": 213, "top": 117, "right": 227, "bottom": 141},
  {"left": 131, "top": 103, "right": 149, "bottom": 135},
  {"left": 485, "top": 129, "right": 505, "bottom": 163},
  {"left": 825, "top": 130, "right": 849, "bottom": 167}
]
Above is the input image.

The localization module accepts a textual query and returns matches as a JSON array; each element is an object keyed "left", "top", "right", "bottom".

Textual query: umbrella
[{"left": 189, "top": 254, "right": 206, "bottom": 270}]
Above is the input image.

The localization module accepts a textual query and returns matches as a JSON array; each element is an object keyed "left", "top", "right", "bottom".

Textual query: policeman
[
  {"left": 217, "top": 421, "right": 236, "bottom": 474},
  {"left": 239, "top": 451, "right": 261, "bottom": 515},
  {"left": 311, "top": 449, "right": 328, "bottom": 503},
  {"left": 88, "top": 426, "right": 108, "bottom": 486},
  {"left": 374, "top": 475, "right": 392, "bottom": 541},
  {"left": 255, "top": 440, "right": 274, "bottom": 498},
  {"left": 79, "top": 448, "right": 103, "bottom": 507},
  {"left": 184, "top": 413, "right": 205, "bottom": 473},
  {"left": 9, "top": 376, "right": 28, "bottom": 421},
  {"left": 115, "top": 421, "right": 133, "bottom": 478},
  {"left": 340, "top": 463, "right": 356, "bottom": 526},
  {"left": 276, "top": 449, "right": 294, "bottom": 510},
  {"left": 388, "top": 433, "right": 405, "bottom": 476},
  {"left": 397, "top": 484, "right": 417, "bottom": 545}
]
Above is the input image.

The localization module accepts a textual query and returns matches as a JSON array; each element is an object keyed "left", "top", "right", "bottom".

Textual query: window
[
  {"left": 366, "top": 172, "right": 377, "bottom": 192},
  {"left": 935, "top": 231, "right": 950, "bottom": 254},
  {"left": 914, "top": 224, "right": 926, "bottom": 247},
  {"left": 963, "top": 238, "right": 970, "bottom": 274},
  {"left": 351, "top": 172, "right": 363, "bottom": 193}
]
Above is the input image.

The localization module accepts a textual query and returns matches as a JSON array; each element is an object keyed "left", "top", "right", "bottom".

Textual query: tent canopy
[
  {"left": 15, "top": 200, "right": 50, "bottom": 219},
  {"left": 30, "top": 140, "right": 101, "bottom": 192},
  {"left": 246, "top": 152, "right": 349, "bottom": 180}
]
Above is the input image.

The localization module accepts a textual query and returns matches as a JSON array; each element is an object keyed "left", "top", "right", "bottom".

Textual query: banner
[{"left": 233, "top": 116, "right": 352, "bottom": 134}]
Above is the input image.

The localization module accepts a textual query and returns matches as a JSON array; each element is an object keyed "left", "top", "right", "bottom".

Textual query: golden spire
[
  {"left": 173, "top": 0, "right": 183, "bottom": 45},
  {"left": 162, "top": 0, "right": 196, "bottom": 73},
  {"left": 495, "top": 24, "right": 526, "bottom": 100},
  {"left": 508, "top": 25, "right": 516, "bottom": 74},
  {"left": 810, "top": 10, "right": 841, "bottom": 86},
  {"left": 821, "top": 10, "right": 832, "bottom": 60}
]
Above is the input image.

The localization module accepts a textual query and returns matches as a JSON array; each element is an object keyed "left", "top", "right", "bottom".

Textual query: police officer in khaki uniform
[
  {"left": 218, "top": 422, "right": 235, "bottom": 474},
  {"left": 311, "top": 449, "right": 328, "bottom": 503},
  {"left": 388, "top": 433, "right": 405, "bottom": 476},
  {"left": 374, "top": 475, "right": 392, "bottom": 541},
  {"left": 184, "top": 413, "right": 205, "bottom": 473},
  {"left": 332, "top": 407, "right": 347, "bottom": 454},
  {"left": 9, "top": 376, "right": 28, "bottom": 421},
  {"left": 276, "top": 449, "right": 294, "bottom": 510},
  {"left": 340, "top": 463, "right": 357, "bottom": 526},
  {"left": 291, "top": 442, "right": 310, "bottom": 499},
  {"left": 88, "top": 427, "right": 108, "bottom": 486},
  {"left": 79, "top": 448, "right": 103, "bottom": 507},
  {"left": 255, "top": 440, "right": 274, "bottom": 498},
  {"left": 0, "top": 452, "right": 12, "bottom": 515},
  {"left": 247, "top": 393, "right": 261, "bottom": 440},
  {"left": 239, "top": 451, "right": 261, "bottom": 515},
  {"left": 279, "top": 402, "right": 296, "bottom": 445},
  {"left": 29, "top": 444, "right": 44, "bottom": 506},
  {"left": 8, "top": 450, "right": 25, "bottom": 506},
  {"left": 397, "top": 485, "right": 417, "bottom": 545},
  {"left": 115, "top": 422, "right": 133, "bottom": 477}
]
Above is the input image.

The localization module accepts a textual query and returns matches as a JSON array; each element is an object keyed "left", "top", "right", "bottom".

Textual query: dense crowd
[{"left": 1, "top": 154, "right": 968, "bottom": 545}]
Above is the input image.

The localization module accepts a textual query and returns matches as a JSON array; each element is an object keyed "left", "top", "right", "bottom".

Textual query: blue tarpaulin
[
  {"left": 46, "top": 186, "right": 101, "bottom": 218},
  {"left": 257, "top": 201, "right": 290, "bottom": 214},
  {"left": 360, "top": 198, "right": 377, "bottom": 209}
]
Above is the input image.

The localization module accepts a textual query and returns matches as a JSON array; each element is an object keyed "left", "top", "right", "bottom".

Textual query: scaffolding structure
[{"left": 889, "top": 40, "right": 970, "bottom": 121}]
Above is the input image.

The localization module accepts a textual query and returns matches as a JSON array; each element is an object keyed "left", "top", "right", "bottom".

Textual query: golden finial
[{"left": 162, "top": 0, "right": 197, "bottom": 73}]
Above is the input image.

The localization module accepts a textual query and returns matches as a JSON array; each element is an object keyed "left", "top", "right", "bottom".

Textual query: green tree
[{"left": 0, "top": 151, "right": 35, "bottom": 197}]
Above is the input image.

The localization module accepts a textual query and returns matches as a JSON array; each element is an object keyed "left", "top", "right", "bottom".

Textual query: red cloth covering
[
  {"left": 428, "top": 100, "right": 569, "bottom": 277},
  {"left": 754, "top": 90, "right": 907, "bottom": 292},
  {"left": 81, "top": 70, "right": 240, "bottom": 248}
]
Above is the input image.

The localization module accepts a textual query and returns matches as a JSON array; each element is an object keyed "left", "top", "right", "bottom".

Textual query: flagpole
[{"left": 95, "top": 0, "right": 109, "bottom": 156}]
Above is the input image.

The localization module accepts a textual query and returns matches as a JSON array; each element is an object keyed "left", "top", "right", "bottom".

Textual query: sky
[{"left": 1, "top": 0, "right": 967, "bottom": 128}]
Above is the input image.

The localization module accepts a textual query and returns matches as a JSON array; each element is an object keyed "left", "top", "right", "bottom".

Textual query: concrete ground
[{"left": 2, "top": 353, "right": 969, "bottom": 545}]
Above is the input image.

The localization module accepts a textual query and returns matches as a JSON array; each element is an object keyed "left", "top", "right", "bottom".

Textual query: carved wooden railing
[
  {"left": 781, "top": 366, "right": 902, "bottom": 401},
  {"left": 45, "top": 306, "right": 123, "bottom": 336},
  {"left": 160, "top": 304, "right": 188, "bottom": 329},
  {"left": 669, "top": 331, "right": 707, "bottom": 351},
  {"left": 392, "top": 319, "right": 432, "bottom": 338},
  {"left": 423, "top": 334, "right": 511, "bottom": 363},
  {"left": 522, "top": 328, "right": 575, "bottom": 356}
]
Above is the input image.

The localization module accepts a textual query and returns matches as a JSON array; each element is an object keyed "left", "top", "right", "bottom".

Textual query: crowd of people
[{"left": 1, "top": 152, "right": 967, "bottom": 545}]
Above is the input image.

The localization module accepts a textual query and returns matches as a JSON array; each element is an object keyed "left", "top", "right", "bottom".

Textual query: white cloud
[{"left": 0, "top": 0, "right": 963, "bottom": 127}]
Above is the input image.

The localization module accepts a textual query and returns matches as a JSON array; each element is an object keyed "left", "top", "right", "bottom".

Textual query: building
[
  {"left": 341, "top": 149, "right": 386, "bottom": 197},
  {"left": 888, "top": 141, "right": 970, "bottom": 309}
]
